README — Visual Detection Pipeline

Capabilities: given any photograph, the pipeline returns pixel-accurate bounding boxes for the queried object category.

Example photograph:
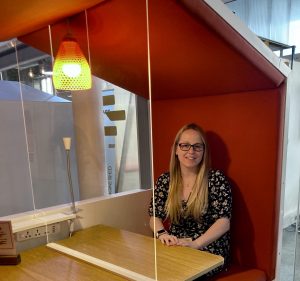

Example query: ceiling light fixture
[52,36,92,91]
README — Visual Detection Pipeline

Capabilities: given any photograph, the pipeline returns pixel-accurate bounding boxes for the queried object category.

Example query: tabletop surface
[0,225,224,281]
[53,225,224,280]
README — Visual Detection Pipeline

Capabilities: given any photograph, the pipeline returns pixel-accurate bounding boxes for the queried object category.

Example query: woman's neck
[181,169,197,200]
[181,168,197,186]
[182,176,197,190]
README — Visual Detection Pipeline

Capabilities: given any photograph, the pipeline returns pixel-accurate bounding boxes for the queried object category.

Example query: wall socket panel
[16,222,61,242]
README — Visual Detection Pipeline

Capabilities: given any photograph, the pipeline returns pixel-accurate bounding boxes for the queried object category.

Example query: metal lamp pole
[63,137,76,214]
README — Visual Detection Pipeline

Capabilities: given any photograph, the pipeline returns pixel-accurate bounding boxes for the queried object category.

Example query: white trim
[47,242,155,281]
[203,0,291,77]
[12,213,76,233]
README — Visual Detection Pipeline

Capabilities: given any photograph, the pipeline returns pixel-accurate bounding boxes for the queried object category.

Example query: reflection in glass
[0,40,36,216]
[102,82,140,194]
[0,40,147,216]
[1,0,155,279]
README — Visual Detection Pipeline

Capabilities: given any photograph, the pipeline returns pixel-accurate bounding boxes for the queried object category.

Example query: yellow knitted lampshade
[53,37,91,91]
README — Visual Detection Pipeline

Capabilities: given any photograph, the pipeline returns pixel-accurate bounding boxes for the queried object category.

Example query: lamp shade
[53,37,92,91]
[63,137,72,150]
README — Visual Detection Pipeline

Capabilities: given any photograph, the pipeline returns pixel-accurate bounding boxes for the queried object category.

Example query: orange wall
[151,88,284,279]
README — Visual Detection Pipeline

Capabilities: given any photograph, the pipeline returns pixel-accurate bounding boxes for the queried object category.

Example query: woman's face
[176,129,204,172]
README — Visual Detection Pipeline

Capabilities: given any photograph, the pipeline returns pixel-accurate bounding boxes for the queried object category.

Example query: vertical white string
[145,0,158,280]
[14,40,36,211]
[48,25,57,96]
[85,10,92,70]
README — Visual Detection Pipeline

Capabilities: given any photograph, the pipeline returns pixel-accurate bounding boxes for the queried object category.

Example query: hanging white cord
[145,1,158,280]
[85,10,92,71]
[14,40,36,211]
[48,25,57,96]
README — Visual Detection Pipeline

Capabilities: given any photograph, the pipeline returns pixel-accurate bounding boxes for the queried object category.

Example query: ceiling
[1,0,285,100]
[0,0,105,42]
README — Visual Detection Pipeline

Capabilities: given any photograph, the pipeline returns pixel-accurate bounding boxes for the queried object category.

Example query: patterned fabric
[148,169,232,276]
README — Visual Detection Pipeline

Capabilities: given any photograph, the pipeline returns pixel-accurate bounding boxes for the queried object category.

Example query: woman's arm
[195,217,230,249]
[149,216,165,233]
[149,216,178,246]
[177,217,230,249]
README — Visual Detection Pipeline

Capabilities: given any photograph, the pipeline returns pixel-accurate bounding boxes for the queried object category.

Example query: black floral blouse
[148,169,232,276]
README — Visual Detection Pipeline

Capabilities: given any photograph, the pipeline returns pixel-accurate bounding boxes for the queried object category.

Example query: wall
[283,61,300,227]
[151,88,284,280]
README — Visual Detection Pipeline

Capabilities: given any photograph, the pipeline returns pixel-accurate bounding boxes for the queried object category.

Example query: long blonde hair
[165,123,210,224]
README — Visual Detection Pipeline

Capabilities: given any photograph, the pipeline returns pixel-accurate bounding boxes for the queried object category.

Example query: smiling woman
[149,123,232,279]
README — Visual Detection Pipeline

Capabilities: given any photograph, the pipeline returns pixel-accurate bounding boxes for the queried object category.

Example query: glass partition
[0,14,151,216]
[0,0,156,280]
[0,40,36,216]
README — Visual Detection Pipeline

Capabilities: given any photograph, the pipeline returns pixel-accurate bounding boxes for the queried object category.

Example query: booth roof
[1,0,290,100]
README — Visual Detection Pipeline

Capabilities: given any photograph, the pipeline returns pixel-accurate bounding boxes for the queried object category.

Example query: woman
[148,123,232,277]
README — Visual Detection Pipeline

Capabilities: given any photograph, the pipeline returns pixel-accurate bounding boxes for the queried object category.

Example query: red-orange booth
[19,0,288,280]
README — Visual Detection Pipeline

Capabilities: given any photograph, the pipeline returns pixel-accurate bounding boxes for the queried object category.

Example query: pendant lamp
[53,36,92,91]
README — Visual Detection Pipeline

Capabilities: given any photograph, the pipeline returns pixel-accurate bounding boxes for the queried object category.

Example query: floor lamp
[63,137,77,214]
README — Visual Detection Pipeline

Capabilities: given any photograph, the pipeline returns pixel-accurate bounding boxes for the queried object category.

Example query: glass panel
[1,6,152,216]
[0,40,35,216]
[0,20,151,205]
[85,1,155,278]
[3,14,141,209]
[102,83,140,194]
[1,1,155,279]
[41,2,154,280]
[16,40,79,210]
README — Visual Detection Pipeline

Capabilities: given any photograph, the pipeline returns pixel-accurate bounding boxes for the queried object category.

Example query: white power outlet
[16,230,33,241]
[16,223,61,242]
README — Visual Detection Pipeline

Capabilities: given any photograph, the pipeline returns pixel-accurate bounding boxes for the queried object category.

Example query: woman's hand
[158,233,178,246]
[177,238,201,249]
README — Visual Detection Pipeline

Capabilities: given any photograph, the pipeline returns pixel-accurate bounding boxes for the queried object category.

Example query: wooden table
[0,244,128,281]
[0,225,223,281]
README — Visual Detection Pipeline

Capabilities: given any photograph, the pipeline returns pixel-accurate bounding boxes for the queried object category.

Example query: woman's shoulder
[155,172,170,190]
[156,172,170,182]
[208,169,227,179]
[208,169,231,187]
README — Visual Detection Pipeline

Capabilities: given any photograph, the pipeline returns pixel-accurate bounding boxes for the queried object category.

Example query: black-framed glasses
[178,143,205,152]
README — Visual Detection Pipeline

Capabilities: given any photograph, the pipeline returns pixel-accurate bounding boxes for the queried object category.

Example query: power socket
[16,230,33,241]
[16,223,61,242]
